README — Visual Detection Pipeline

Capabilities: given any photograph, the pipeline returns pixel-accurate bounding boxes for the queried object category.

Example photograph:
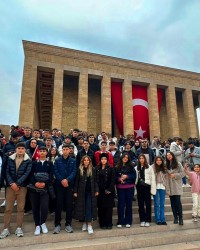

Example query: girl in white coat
[135,154,156,227]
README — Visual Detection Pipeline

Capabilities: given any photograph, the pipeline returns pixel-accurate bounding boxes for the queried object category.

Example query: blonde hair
[79,156,93,177]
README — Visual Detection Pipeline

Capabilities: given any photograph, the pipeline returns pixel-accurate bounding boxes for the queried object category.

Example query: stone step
[133,242,200,250]
[0,225,199,249]
[0,210,194,232]
[0,191,193,203]
[0,196,194,209]
[116,196,193,205]
[0,202,193,214]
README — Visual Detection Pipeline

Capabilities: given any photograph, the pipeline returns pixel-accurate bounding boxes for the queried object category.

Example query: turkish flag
[132,85,149,138]
[111,82,124,134]
[111,83,163,138]
[32,145,40,160]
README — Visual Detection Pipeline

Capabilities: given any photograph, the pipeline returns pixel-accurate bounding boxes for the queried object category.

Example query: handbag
[27,183,47,193]
[137,171,150,187]
[138,178,150,187]
[27,172,49,193]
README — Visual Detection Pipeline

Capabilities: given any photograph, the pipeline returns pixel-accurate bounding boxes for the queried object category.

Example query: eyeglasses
[31,142,37,144]
[141,141,147,143]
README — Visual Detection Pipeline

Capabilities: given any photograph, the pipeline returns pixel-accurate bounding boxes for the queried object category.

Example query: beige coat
[166,162,185,196]
[152,164,170,195]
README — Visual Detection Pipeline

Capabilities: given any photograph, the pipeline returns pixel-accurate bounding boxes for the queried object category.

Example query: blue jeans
[153,189,166,223]
[85,192,92,222]
[117,187,134,225]
[182,176,187,185]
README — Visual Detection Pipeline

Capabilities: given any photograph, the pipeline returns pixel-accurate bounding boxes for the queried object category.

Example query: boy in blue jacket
[53,145,76,234]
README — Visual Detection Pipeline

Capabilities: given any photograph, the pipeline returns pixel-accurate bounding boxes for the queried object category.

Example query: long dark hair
[116,152,132,170]
[49,147,59,161]
[137,154,149,171]
[166,151,179,170]
[98,155,110,169]
[154,156,166,173]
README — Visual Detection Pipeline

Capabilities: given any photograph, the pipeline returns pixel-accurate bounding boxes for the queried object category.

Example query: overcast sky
[1,0,200,129]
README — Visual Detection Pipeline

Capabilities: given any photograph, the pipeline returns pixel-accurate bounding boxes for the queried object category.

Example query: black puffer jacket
[5,153,32,187]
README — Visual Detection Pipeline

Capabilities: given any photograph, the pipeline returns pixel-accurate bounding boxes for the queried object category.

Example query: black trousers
[98,206,113,227]
[29,190,49,226]
[54,186,73,227]
[170,195,183,220]
[49,184,56,213]
[137,185,152,222]
[24,190,32,213]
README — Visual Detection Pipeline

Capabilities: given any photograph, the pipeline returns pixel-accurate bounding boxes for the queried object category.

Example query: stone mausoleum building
[19,40,200,140]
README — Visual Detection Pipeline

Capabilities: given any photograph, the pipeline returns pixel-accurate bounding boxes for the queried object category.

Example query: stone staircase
[0,187,199,250]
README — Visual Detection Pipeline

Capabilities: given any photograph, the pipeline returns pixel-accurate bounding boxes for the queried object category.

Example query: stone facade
[18,40,200,140]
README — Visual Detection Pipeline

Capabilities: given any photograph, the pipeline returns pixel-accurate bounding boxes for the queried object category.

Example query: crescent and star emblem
[132,98,148,138]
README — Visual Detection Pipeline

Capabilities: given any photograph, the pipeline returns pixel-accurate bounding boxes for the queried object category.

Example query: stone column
[183,89,198,138]
[147,84,161,140]
[101,75,112,134]
[78,73,88,131]
[18,59,37,128]
[52,67,64,129]
[123,79,133,136]
[165,86,180,137]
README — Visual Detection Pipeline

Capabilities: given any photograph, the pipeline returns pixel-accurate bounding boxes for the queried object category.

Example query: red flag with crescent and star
[111,83,163,138]
[32,145,40,160]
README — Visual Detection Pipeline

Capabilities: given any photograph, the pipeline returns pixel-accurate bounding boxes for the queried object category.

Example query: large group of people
[0,126,199,239]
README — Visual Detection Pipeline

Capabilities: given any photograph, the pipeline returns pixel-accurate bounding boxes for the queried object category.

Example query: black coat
[73,168,99,221]
[29,160,54,187]
[109,150,121,166]
[96,165,115,208]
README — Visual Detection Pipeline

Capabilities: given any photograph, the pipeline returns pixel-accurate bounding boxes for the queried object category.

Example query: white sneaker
[185,183,191,187]
[0,228,10,239]
[140,222,145,227]
[41,223,48,234]
[82,223,87,231]
[117,224,122,228]
[87,225,93,234]
[15,227,24,237]
[145,222,150,227]
[192,216,198,222]
[14,200,17,206]
[0,200,6,207]
[125,224,131,228]
[34,226,41,236]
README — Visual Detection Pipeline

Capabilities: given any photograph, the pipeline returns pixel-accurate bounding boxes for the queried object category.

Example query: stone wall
[88,79,101,134]
[19,41,200,139]
[61,75,78,134]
